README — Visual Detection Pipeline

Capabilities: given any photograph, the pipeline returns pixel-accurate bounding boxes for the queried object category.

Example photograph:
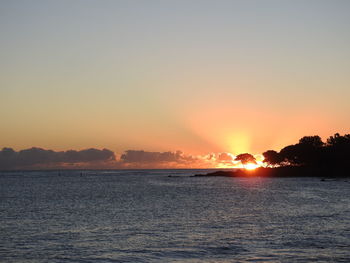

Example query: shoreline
[194,166,350,178]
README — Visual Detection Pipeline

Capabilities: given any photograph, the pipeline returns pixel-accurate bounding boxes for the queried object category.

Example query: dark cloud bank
[0,147,116,170]
[121,150,195,164]
[0,147,233,170]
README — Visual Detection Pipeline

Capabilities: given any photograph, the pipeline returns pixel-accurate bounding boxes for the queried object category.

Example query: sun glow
[245,162,260,170]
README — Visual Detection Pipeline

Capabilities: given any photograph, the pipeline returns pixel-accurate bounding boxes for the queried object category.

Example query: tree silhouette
[235,153,256,168]
[325,133,350,166]
[278,135,325,166]
[327,133,350,147]
[279,144,299,166]
[299,136,324,147]
[262,150,283,167]
[201,133,350,178]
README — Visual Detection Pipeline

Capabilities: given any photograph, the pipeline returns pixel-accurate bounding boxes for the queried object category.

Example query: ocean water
[0,170,349,262]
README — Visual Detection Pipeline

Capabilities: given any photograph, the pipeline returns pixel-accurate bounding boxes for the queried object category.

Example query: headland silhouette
[196,133,350,178]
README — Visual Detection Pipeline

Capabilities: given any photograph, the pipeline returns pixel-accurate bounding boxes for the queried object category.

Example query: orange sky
[1,1,349,169]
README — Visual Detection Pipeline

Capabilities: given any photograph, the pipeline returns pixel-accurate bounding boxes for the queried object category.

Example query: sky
[1,0,349,168]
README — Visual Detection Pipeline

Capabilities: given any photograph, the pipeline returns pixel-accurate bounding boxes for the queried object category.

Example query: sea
[0,169,349,262]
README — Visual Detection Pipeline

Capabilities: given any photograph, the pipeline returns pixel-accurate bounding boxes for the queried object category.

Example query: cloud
[217,152,234,162]
[119,150,238,168]
[0,147,115,169]
[121,150,186,163]
[0,147,263,170]
[119,150,199,168]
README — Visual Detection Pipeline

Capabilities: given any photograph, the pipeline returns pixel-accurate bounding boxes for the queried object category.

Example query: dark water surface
[1,170,349,262]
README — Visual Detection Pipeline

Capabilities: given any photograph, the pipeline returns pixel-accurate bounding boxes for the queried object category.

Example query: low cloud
[217,152,234,162]
[0,147,115,169]
[120,150,199,168]
[0,147,262,170]
[119,150,238,168]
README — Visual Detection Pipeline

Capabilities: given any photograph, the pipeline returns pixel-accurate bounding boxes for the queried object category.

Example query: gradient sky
[1,0,350,158]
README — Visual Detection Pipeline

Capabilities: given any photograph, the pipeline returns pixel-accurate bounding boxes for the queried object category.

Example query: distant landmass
[196,133,350,178]
[195,166,349,178]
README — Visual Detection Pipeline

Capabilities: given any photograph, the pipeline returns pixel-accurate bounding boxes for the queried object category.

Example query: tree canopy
[261,133,350,168]
[262,150,283,167]
[235,153,256,167]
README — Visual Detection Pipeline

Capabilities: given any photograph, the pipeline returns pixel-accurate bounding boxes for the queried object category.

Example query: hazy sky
[1,0,350,157]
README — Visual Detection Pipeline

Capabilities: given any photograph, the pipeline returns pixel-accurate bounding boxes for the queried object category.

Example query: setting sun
[245,163,259,170]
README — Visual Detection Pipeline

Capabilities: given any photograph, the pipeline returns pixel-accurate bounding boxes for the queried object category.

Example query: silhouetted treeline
[196,133,350,178]
[262,133,350,169]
